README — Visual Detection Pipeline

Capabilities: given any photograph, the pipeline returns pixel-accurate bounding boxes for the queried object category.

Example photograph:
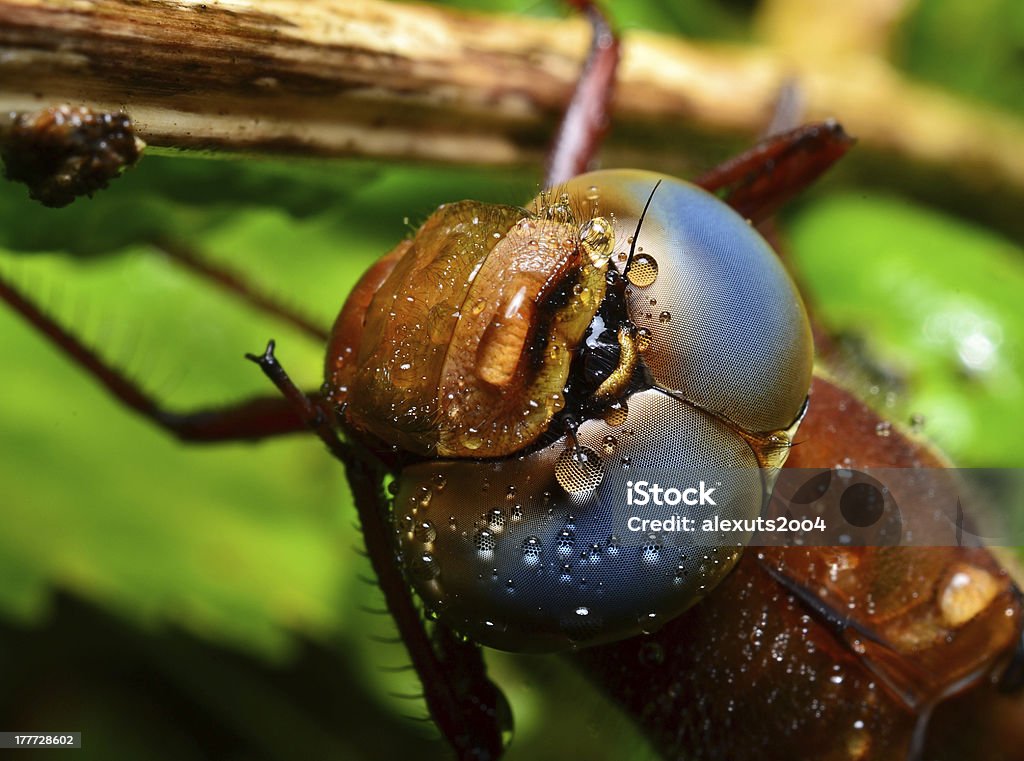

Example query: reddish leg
[155,238,329,342]
[544,0,621,188]
[0,272,308,442]
[695,120,855,223]
[246,342,507,761]
[4,260,509,756]
[541,6,851,219]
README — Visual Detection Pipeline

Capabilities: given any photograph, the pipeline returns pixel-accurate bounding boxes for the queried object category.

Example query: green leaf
[788,193,1024,467]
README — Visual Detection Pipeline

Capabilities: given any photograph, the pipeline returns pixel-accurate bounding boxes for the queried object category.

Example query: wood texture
[2,0,1024,200]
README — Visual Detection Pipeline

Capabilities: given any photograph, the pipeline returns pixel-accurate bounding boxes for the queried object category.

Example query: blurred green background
[0,0,1022,759]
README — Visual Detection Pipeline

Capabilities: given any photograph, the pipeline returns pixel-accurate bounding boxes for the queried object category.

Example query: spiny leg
[0,271,309,442]
[246,341,507,761]
[154,237,329,342]
[544,0,621,188]
[302,2,615,753]
[695,120,855,223]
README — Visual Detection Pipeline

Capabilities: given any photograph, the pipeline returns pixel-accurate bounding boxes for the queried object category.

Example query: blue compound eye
[391,170,814,652]
[395,389,767,652]
[596,169,813,435]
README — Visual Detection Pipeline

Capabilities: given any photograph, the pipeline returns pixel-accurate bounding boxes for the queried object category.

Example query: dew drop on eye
[554,446,604,493]
[626,253,659,287]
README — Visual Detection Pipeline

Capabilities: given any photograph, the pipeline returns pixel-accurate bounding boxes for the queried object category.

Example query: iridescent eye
[395,389,767,651]
[375,169,814,652]
[589,170,813,436]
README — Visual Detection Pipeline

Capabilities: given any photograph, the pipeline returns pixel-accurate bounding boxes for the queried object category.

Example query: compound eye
[390,170,814,653]
[394,389,764,653]
[567,170,814,434]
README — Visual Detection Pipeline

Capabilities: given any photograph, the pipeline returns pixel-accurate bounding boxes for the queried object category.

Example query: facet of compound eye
[394,388,765,653]
[553,170,814,435]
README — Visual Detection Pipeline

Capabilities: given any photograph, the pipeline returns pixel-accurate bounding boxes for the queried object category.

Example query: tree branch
[2,0,1024,231]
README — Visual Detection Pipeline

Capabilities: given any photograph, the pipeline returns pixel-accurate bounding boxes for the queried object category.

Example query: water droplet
[606,534,621,554]
[642,537,662,563]
[470,298,487,316]
[433,474,447,492]
[547,195,573,223]
[638,611,660,634]
[556,528,576,555]
[427,301,459,344]
[658,311,671,323]
[521,535,542,562]
[391,356,419,388]
[413,520,437,543]
[626,253,659,287]
[400,512,415,534]
[488,508,505,530]
[603,400,628,426]
[575,606,590,616]
[474,528,496,553]
[601,435,618,455]
[635,328,652,353]
[461,428,484,451]
[554,446,604,493]
[909,414,926,433]
[875,421,892,437]
[410,551,440,581]
[505,485,516,501]
[579,216,615,267]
